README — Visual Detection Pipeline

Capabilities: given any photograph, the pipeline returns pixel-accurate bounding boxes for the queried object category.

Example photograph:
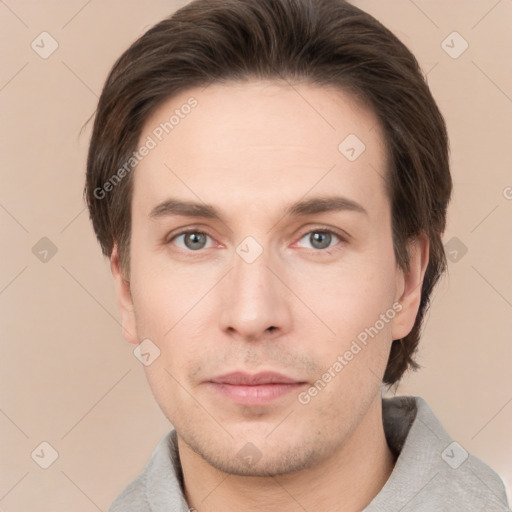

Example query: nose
[218,244,292,342]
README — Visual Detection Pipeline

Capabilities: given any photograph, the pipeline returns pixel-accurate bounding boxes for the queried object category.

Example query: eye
[296,229,342,251]
[170,230,215,251]
[167,228,344,253]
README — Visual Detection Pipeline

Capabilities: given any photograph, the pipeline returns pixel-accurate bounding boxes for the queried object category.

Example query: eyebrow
[149,195,368,222]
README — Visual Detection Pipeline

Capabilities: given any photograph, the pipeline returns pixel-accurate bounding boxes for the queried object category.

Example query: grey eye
[298,231,338,250]
[173,232,211,251]
[309,232,332,249]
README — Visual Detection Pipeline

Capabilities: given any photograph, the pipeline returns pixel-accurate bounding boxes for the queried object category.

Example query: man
[84,0,510,510]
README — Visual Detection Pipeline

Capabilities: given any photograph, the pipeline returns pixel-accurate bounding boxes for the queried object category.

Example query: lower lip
[207,382,305,406]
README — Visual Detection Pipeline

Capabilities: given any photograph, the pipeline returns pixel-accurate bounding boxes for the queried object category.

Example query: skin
[110,80,429,512]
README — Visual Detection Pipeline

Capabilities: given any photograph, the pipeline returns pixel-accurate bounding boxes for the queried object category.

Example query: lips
[210,371,302,386]
[207,371,307,406]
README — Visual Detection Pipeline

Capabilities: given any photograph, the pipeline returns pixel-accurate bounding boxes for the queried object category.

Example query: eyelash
[166,227,346,254]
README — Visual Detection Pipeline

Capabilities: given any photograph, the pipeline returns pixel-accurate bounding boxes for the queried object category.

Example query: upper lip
[209,371,303,385]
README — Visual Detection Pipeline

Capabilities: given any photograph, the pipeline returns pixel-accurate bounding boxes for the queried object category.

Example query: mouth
[206,371,307,406]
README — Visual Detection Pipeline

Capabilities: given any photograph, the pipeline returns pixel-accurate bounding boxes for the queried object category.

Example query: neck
[179,394,395,512]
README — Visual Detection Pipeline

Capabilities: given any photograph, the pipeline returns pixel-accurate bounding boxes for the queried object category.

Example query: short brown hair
[84,0,452,385]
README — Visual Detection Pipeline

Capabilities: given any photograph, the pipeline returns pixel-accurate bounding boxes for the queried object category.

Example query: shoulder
[368,395,510,511]
[411,396,509,510]
[108,430,184,512]
[108,472,149,512]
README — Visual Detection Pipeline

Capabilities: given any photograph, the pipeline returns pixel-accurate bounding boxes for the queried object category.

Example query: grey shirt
[108,395,510,511]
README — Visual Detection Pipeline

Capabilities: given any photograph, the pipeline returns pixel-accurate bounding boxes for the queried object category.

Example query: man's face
[117,81,414,475]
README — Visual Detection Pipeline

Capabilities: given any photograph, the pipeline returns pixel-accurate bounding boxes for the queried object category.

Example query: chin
[182,427,331,477]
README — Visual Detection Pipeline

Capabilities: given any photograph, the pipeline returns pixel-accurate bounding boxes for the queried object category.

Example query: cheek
[291,250,396,338]
[130,261,213,368]
[293,265,396,410]
[129,240,204,336]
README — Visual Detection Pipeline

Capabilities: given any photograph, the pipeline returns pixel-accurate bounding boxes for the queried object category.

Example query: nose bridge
[219,236,289,337]
[231,238,276,307]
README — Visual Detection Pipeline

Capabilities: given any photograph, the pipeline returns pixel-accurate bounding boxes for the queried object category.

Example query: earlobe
[391,233,430,341]
[110,244,139,345]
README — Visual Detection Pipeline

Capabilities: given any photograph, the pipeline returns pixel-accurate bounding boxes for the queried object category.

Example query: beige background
[1,0,511,510]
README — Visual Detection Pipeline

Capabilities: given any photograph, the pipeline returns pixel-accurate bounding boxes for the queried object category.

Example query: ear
[110,244,139,345]
[391,232,430,341]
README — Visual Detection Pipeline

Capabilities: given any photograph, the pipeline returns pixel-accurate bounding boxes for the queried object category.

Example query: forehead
[132,80,389,218]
